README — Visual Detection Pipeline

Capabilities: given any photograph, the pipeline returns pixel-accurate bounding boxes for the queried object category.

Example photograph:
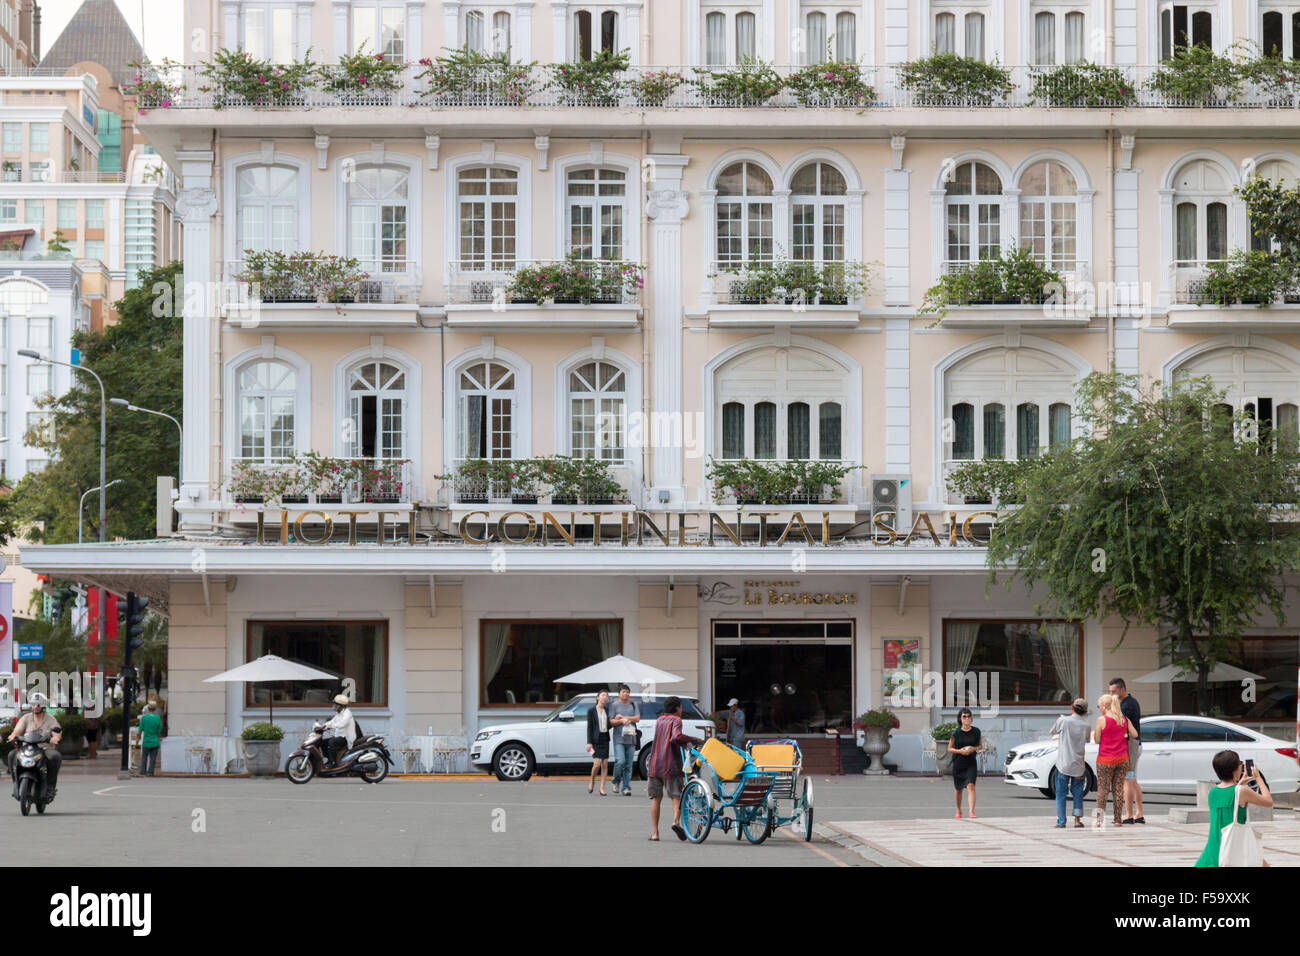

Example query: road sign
[16,644,42,660]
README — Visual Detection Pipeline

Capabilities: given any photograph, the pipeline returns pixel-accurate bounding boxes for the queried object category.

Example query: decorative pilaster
[333,1,350,57]
[645,155,691,506]
[175,151,219,528]
[883,170,910,306]
[1157,186,1175,310]
[551,1,568,61]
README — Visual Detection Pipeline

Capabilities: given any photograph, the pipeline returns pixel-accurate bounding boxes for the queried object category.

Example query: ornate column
[645,155,690,506]
[175,151,219,529]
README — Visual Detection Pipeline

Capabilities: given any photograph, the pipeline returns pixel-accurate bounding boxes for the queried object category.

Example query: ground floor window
[943,618,1082,705]
[481,619,622,707]
[1170,636,1298,722]
[246,620,387,706]
[712,620,853,734]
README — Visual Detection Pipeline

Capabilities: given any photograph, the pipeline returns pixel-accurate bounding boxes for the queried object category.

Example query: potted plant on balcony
[1199,249,1289,306]
[227,460,269,504]
[898,53,1013,106]
[502,458,541,504]
[785,56,875,106]
[123,57,182,113]
[299,451,346,503]
[416,47,537,106]
[795,460,858,504]
[240,722,284,776]
[200,47,318,109]
[1028,62,1135,108]
[632,68,686,106]
[920,248,1062,320]
[579,458,622,504]
[931,722,958,775]
[694,57,784,105]
[1239,48,1300,107]
[853,708,900,771]
[1146,44,1242,106]
[541,455,584,505]
[547,48,630,105]
[317,44,406,103]
[355,458,407,503]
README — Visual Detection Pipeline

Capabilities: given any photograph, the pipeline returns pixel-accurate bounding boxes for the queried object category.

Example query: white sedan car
[471,693,716,781]
[1004,714,1300,797]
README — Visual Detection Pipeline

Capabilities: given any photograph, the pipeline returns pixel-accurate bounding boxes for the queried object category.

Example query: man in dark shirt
[647,696,703,842]
[1110,677,1144,824]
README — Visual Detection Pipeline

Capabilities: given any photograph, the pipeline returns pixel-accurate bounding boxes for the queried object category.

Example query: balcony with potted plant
[920,248,1084,327]
[224,250,419,329]
[1167,249,1300,329]
[704,457,861,522]
[445,254,644,329]
[438,455,632,521]
[702,257,872,327]
[224,454,418,524]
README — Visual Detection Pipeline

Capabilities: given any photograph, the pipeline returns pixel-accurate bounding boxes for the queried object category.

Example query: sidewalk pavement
[822,815,1300,866]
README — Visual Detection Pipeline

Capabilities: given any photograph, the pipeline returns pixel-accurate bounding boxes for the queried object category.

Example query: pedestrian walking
[586,689,612,795]
[1109,677,1146,824]
[607,684,640,796]
[725,698,746,747]
[85,710,100,760]
[1050,698,1091,828]
[1195,750,1273,867]
[1092,693,1136,827]
[137,703,163,777]
[646,696,704,842]
[948,706,982,818]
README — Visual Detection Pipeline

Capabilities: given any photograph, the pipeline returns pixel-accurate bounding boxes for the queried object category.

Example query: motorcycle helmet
[27,692,49,709]
[333,693,350,707]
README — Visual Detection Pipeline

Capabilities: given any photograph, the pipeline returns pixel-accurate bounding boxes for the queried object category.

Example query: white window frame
[224,151,310,264]
[345,163,411,275]
[445,346,532,466]
[223,345,312,476]
[348,2,408,60]
[233,2,301,62]
[566,358,628,461]
[569,6,624,60]
[333,344,422,472]
[943,160,1004,266]
[713,159,776,267]
[1025,3,1091,64]
[1152,1,1224,60]
[693,0,773,65]
[794,3,866,63]
[450,1,528,58]
[235,358,300,463]
[555,345,642,486]
[554,151,641,263]
[334,150,421,280]
[1257,1,1300,58]
[1171,159,1233,266]
[1169,342,1300,442]
[1248,157,1300,252]
[444,150,532,284]
[929,2,989,59]
[1016,159,1079,272]
[790,160,849,262]
[919,0,1003,61]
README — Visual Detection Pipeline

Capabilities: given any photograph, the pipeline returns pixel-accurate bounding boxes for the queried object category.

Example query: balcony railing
[223,259,420,306]
[0,168,127,184]
[448,259,642,306]
[226,456,417,505]
[440,457,633,506]
[709,259,867,308]
[133,62,1300,111]
[707,459,859,506]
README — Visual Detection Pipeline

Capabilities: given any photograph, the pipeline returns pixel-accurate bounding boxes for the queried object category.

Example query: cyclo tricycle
[679,737,814,844]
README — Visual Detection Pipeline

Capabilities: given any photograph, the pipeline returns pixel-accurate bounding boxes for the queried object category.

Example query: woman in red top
[1092,693,1138,827]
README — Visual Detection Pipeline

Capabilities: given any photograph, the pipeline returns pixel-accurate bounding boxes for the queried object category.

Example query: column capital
[646,188,690,222]
[176,186,218,221]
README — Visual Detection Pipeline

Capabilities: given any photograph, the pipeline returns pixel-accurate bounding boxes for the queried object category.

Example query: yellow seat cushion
[700,737,747,782]
[749,744,796,769]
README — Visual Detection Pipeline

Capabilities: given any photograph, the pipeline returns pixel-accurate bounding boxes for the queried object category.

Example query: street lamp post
[19,349,108,650]
[79,479,122,544]
[109,398,181,487]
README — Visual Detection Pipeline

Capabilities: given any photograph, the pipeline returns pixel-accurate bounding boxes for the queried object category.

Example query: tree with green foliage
[4,262,182,544]
[981,371,1300,715]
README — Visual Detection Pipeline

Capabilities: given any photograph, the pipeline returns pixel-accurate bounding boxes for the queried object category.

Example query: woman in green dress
[1194,750,1273,867]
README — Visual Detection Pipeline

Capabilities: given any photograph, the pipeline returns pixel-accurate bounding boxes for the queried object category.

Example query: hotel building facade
[21,0,1300,770]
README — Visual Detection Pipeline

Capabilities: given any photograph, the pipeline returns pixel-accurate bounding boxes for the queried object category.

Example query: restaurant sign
[254,509,998,547]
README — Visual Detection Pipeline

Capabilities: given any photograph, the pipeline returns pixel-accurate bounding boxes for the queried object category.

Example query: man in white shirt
[322,693,356,767]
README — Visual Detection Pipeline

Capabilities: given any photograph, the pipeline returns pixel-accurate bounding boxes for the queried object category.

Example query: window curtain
[1017,403,1040,459]
[788,402,810,459]
[983,403,1006,458]
[482,623,511,691]
[1042,622,1080,698]
[946,622,980,675]
[1035,11,1055,65]
[934,12,955,54]
[1207,203,1227,260]
[1064,11,1084,62]
[706,12,726,64]
[965,12,985,60]
[1175,203,1197,261]
[466,394,485,457]
[736,12,757,60]
[597,622,620,660]
[754,402,776,458]
[722,402,745,458]
[1049,402,1071,449]
[806,12,827,63]
[819,402,842,459]
[836,12,856,60]
[465,10,484,52]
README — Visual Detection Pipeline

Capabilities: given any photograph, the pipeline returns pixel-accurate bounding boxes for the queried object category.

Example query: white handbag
[1217,784,1264,868]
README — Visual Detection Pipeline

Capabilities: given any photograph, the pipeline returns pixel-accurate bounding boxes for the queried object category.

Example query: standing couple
[586,685,641,796]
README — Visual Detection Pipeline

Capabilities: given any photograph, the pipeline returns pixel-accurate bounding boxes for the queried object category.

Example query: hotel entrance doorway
[712,620,853,735]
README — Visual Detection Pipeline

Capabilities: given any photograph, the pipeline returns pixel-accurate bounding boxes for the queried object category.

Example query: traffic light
[125,592,150,649]
[48,582,75,623]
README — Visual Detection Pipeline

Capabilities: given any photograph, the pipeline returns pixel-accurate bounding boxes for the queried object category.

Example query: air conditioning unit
[870,474,913,536]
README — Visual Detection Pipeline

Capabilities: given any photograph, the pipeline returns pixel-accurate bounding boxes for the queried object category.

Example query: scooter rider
[321,693,356,767]
[6,693,63,797]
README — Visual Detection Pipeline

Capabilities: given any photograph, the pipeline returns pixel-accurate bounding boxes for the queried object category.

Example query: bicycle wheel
[740,804,774,844]
[681,780,713,843]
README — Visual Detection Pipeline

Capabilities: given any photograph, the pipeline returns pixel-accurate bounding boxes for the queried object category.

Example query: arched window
[458,166,519,270]
[790,161,847,262]
[806,12,828,62]
[238,360,298,462]
[459,361,516,459]
[1172,160,1230,266]
[568,360,626,461]
[945,347,1077,471]
[574,8,618,60]
[351,3,407,60]
[236,164,298,253]
[945,160,1002,267]
[1161,2,1214,59]
[702,4,759,64]
[566,167,627,260]
[716,347,847,460]
[346,360,407,459]
[0,278,47,315]
[715,161,774,266]
[1174,346,1300,446]
[1249,159,1300,252]
[934,7,985,59]
[465,9,485,51]
[347,164,409,274]
[1262,5,1300,59]
[836,11,857,59]
[1018,160,1078,271]
[1032,8,1086,65]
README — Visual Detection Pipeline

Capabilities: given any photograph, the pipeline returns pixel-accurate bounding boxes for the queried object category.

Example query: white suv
[471,693,716,781]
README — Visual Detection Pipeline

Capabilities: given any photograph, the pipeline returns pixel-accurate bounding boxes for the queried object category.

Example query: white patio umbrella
[203,654,340,727]
[554,654,684,688]
[1133,662,1264,684]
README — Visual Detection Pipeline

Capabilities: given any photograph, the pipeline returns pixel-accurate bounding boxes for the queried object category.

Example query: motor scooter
[285,721,392,784]
[10,732,56,815]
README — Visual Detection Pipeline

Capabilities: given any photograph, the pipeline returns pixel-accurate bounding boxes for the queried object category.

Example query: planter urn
[861,725,892,770]
[242,739,283,776]
[933,740,954,776]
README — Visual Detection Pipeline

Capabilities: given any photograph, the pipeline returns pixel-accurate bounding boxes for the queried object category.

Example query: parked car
[471,693,715,781]
[1004,714,1300,798]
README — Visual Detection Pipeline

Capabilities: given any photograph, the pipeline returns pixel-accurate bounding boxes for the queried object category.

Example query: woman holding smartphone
[948,707,982,818]
[1195,750,1273,867]
[586,689,612,795]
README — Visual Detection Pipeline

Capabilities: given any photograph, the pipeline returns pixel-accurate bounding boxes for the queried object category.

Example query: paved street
[11,759,1280,867]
